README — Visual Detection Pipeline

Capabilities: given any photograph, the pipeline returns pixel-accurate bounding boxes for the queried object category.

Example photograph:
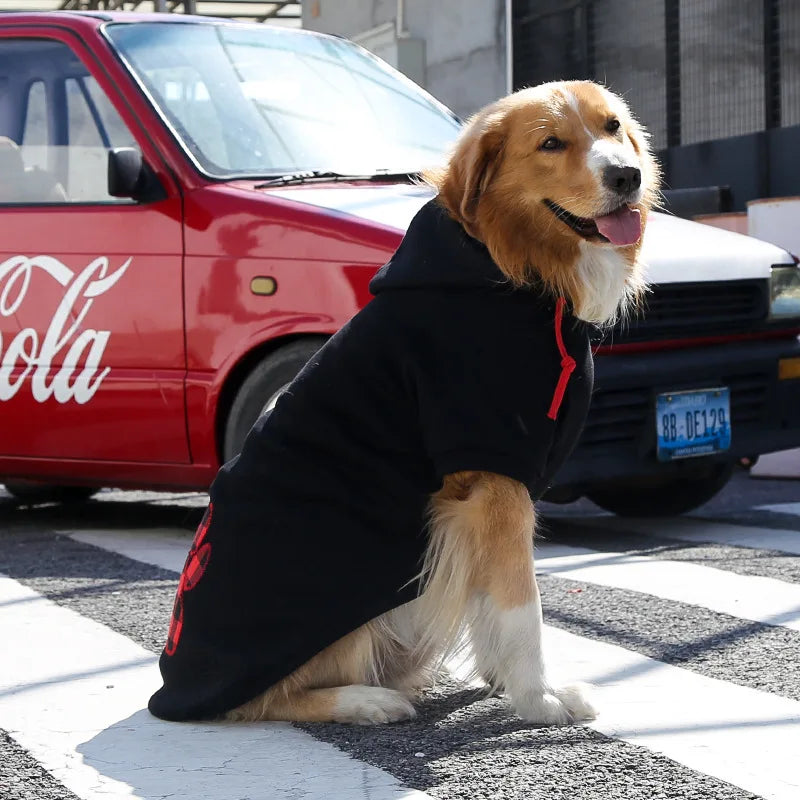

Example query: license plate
[656,388,731,462]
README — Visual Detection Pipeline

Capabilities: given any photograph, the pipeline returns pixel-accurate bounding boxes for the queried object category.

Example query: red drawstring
[547,297,576,420]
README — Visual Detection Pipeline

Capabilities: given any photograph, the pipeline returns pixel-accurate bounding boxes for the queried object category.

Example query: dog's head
[428,80,659,325]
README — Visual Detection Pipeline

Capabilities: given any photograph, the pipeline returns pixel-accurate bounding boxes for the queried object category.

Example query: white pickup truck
[273,182,800,516]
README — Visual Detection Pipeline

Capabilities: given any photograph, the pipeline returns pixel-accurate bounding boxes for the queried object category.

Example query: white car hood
[268,184,794,283]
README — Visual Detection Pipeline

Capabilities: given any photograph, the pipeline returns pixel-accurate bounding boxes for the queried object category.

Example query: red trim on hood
[594,327,800,355]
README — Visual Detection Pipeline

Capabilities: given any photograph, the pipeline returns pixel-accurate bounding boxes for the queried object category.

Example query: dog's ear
[440,109,506,230]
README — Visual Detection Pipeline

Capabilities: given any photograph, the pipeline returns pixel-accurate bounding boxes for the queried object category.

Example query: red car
[1,11,799,516]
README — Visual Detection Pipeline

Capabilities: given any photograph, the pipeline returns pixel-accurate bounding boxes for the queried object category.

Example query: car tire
[586,462,734,517]
[222,338,326,463]
[3,481,99,504]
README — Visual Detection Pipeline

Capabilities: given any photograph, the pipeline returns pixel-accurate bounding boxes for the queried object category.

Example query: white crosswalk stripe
[547,627,800,800]
[67,528,193,572]
[2,501,800,800]
[0,576,433,800]
[756,502,800,516]
[575,514,800,554]
[535,543,800,631]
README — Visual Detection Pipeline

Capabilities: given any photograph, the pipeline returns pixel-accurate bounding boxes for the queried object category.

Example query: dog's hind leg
[225,614,418,725]
[229,684,416,724]
[428,471,595,725]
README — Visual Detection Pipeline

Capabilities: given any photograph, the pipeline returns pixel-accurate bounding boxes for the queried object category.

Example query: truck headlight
[769,265,800,319]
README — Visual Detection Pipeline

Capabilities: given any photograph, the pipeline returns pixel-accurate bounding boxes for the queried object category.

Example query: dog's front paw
[511,683,596,725]
[333,685,417,725]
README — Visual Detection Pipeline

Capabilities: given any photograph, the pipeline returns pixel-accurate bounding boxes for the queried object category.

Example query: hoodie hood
[369,199,507,294]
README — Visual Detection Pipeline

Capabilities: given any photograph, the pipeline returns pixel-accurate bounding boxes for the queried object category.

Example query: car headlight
[769,265,800,319]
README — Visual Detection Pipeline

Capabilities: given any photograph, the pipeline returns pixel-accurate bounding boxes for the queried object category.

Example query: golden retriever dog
[151,80,657,727]
[219,80,658,726]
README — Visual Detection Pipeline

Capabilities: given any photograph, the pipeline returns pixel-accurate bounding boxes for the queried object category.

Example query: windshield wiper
[254,169,418,188]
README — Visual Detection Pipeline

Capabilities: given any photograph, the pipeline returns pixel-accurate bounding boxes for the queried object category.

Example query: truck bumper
[552,336,800,492]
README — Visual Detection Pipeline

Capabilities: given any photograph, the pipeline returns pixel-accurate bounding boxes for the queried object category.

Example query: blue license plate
[656,388,731,462]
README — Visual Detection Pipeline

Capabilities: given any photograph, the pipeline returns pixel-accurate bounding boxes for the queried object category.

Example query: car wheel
[586,462,734,517]
[3,481,99,504]
[223,338,326,463]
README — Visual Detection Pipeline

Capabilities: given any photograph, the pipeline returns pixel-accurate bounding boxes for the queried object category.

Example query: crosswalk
[1,491,799,800]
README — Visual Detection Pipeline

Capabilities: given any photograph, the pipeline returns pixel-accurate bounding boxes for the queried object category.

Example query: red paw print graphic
[165,504,213,656]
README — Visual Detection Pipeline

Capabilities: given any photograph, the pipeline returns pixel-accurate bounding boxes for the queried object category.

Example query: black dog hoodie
[148,198,594,721]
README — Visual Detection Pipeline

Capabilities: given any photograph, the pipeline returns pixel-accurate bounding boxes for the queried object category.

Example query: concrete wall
[302,0,508,119]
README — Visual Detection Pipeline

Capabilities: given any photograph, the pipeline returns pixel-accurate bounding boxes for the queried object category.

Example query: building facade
[302,0,510,120]
[303,0,800,211]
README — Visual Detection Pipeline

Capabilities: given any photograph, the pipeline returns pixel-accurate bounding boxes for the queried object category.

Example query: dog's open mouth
[544,200,642,246]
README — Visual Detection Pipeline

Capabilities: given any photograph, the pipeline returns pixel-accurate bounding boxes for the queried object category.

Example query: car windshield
[106,22,462,179]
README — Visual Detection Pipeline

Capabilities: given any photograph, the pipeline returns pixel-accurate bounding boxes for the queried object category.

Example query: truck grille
[608,279,769,343]
[580,371,770,448]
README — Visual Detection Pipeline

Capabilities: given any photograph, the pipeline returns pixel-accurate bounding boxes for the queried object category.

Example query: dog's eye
[605,118,621,133]
[540,136,565,151]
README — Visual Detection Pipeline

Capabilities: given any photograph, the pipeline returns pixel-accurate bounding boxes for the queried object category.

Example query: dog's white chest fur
[574,242,637,324]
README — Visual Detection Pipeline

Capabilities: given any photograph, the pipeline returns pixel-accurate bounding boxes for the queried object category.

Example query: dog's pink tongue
[594,206,642,245]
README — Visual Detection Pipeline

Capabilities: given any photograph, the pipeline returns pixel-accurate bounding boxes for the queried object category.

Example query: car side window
[0,38,139,205]
[20,80,48,170]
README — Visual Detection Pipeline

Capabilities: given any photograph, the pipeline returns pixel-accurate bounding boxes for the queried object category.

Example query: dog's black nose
[604,166,641,196]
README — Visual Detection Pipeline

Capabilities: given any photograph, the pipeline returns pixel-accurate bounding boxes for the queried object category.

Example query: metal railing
[51,1,300,22]
[512,0,800,150]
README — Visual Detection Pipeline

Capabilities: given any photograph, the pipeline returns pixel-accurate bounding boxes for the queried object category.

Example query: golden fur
[429,80,659,323]
[226,80,658,726]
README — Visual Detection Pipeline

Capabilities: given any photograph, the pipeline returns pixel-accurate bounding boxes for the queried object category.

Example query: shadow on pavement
[0,491,206,532]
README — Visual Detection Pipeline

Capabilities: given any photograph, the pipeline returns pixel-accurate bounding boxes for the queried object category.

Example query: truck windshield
[106,22,461,179]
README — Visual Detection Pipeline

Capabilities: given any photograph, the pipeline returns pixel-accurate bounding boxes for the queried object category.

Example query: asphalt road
[1,471,799,800]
